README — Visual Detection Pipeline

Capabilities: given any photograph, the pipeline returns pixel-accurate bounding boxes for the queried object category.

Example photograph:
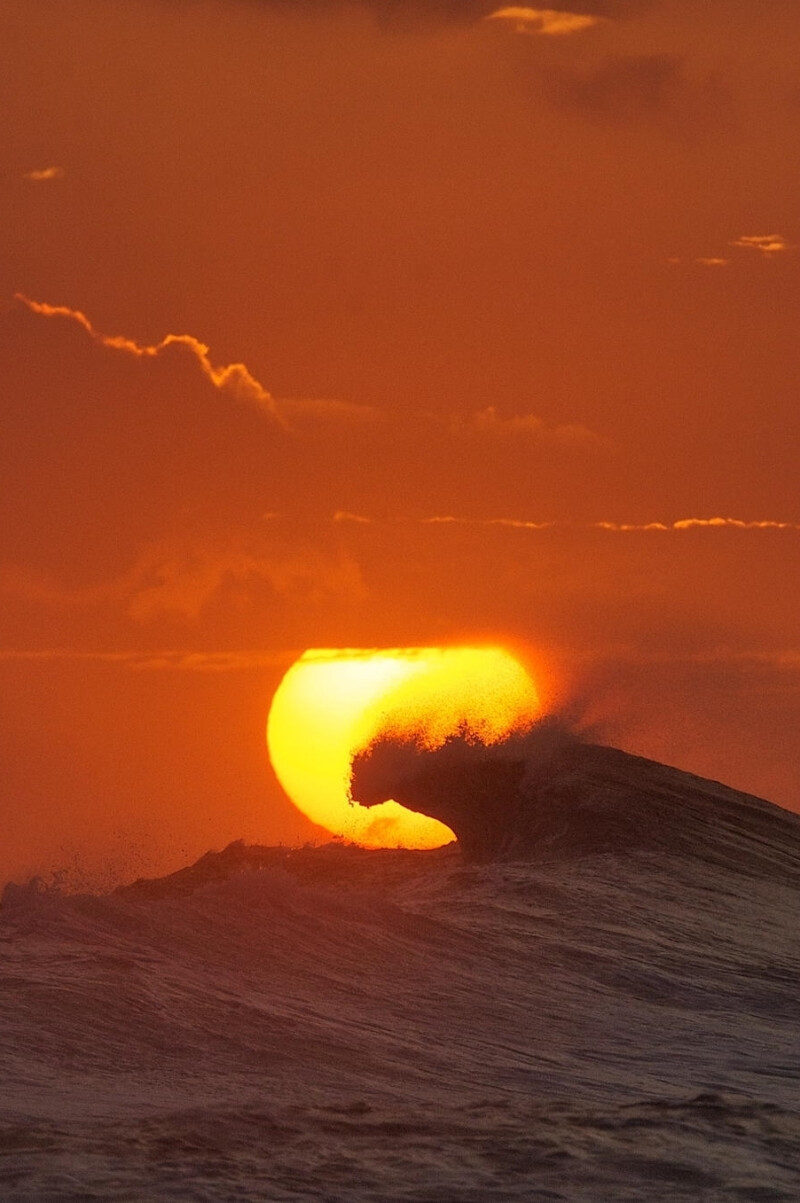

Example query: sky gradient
[2,0,799,885]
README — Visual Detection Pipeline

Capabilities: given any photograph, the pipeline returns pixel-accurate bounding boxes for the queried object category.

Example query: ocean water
[1,745,799,1201]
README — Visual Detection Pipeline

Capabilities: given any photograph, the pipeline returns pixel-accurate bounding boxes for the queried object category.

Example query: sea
[1,743,799,1201]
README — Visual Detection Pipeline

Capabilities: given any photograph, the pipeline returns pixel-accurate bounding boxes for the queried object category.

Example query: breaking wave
[351,722,800,872]
[2,741,800,1200]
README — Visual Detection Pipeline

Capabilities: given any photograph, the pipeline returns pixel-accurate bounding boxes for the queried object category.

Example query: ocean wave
[2,745,799,1199]
[351,726,800,875]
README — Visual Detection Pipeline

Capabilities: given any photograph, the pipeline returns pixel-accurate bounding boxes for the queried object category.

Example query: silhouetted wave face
[350,725,800,873]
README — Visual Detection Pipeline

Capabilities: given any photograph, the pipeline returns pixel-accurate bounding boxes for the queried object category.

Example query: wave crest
[350,723,800,870]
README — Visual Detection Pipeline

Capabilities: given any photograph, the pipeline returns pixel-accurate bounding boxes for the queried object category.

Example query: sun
[266,646,543,848]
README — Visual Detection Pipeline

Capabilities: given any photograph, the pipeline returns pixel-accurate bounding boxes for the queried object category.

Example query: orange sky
[2,0,799,885]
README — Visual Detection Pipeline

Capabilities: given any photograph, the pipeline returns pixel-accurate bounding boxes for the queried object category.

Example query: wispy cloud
[279,397,380,425]
[15,295,386,430]
[333,511,373,525]
[0,648,289,671]
[597,517,800,532]
[127,650,291,672]
[449,405,610,449]
[486,7,605,35]
[420,514,557,529]
[22,166,64,182]
[335,513,800,534]
[16,294,279,418]
[670,235,795,267]
[730,234,794,256]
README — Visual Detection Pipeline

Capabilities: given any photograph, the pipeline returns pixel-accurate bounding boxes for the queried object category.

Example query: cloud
[333,511,374,524]
[13,508,788,629]
[730,234,794,256]
[448,405,610,448]
[486,7,605,35]
[22,166,64,182]
[16,295,279,419]
[279,397,380,425]
[333,513,800,534]
[127,650,292,671]
[552,53,682,120]
[0,296,306,589]
[0,648,289,671]
[0,649,147,665]
[419,514,557,529]
[597,517,800,532]
[13,297,395,434]
[0,537,367,622]
[671,238,794,268]
[125,543,367,623]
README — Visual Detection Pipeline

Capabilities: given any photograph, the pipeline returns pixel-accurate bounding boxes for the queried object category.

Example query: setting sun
[266,646,543,848]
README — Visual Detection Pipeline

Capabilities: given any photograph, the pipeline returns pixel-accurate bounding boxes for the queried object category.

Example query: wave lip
[350,724,800,871]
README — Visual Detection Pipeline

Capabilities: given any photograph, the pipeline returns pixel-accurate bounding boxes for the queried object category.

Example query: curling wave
[350,724,800,874]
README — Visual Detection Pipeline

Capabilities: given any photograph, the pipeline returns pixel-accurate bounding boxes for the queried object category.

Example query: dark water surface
[2,748,799,1200]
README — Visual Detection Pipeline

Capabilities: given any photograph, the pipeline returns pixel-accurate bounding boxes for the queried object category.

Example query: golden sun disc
[266,646,542,849]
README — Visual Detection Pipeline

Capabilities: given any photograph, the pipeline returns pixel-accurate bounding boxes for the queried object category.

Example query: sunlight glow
[267,646,542,848]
